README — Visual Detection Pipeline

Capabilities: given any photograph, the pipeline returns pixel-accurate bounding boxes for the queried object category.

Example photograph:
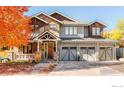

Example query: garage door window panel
[61,47,69,61]
[70,47,77,61]
[80,47,88,61]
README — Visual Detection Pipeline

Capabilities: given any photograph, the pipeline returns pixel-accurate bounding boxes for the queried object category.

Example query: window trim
[73,27,78,35]
[92,27,100,36]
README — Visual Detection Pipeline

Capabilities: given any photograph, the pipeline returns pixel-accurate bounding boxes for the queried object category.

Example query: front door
[41,42,55,59]
[48,42,54,59]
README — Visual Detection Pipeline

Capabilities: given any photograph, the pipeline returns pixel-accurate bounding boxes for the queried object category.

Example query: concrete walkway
[50,62,124,76]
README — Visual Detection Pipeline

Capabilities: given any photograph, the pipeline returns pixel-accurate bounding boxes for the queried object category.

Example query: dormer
[88,20,106,38]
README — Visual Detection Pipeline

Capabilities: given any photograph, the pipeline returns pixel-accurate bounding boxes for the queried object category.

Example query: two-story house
[15,11,117,62]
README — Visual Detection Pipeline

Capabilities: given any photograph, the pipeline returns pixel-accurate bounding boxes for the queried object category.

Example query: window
[92,27,100,35]
[92,27,96,35]
[49,23,57,29]
[96,28,100,35]
[65,27,69,35]
[70,27,73,35]
[49,24,56,28]
[84,28,88,37]
[64,26,83,35]
[74,27,77,35]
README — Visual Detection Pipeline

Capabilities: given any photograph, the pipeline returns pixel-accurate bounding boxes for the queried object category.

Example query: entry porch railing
[8,51,59,61]
[15,53,35,61]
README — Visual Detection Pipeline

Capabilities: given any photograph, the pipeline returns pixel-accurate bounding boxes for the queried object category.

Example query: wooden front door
[48,42,54,59]
[41,42,55,59]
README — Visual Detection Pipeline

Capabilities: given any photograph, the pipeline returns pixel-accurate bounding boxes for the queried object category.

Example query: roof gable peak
[31,11,62,24]
[50,11,78,22]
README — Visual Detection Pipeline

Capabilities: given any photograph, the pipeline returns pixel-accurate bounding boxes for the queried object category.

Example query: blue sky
[25,6,124,30]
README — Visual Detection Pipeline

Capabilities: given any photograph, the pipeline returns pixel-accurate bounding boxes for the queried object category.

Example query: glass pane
[92,27,96,35]
[74,27,77,35]
[65,27,69,35]
[96,28,100,35]
[70,27,73,35]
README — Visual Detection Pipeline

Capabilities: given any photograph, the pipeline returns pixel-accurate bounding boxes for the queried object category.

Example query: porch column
[37,40,40,52]
[55,40,59,62]
[56,40,58,52]
[95,42,100,61]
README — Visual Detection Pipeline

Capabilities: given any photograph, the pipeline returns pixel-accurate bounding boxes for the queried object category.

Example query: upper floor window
[74,27,78,35]
[49,23,57,30]
[70,27,73,35]
[64,26,78,35]
[65,27,69,35]
[92,27,100,35]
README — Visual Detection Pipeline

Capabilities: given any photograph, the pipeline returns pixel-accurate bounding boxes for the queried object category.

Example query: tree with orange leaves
[0,6,31,48]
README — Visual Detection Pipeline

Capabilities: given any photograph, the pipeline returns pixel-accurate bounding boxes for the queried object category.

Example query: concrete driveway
[50,61,124,76]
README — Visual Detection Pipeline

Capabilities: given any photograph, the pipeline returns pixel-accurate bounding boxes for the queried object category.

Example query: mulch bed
[0,62,36,75]
[0,62,57,75]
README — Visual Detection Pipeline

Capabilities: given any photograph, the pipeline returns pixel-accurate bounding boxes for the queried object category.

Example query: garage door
[80,47,95,61]
[61,47,77,61]
[99,47,113,61]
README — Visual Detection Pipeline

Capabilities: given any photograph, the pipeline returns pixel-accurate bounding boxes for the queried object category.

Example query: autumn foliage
[101,29,123,40]
[0,6,31,48]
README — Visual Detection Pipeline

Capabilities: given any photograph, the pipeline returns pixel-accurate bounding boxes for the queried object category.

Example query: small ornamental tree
[0,6,31,48]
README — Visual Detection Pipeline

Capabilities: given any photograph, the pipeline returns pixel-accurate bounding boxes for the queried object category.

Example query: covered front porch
[15,31,59,62]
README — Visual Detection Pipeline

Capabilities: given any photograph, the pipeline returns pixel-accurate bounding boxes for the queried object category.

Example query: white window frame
[92,27,96,35]
[49,23,57,29]
[65,27,69,35]
[70,27,73,35]
[74,27,77,35]
[96,27,100,35]
[92,27,100,35]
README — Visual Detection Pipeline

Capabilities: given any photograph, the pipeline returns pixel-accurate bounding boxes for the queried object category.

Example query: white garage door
[80,47,95,61]
[61,47,77,61]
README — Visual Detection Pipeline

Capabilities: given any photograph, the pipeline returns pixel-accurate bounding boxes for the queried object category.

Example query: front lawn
[0,62,57,75]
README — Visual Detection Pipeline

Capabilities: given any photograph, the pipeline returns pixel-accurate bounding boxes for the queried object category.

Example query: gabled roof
[88,20,107,26]
[34,30,59,40]
[31,11,63,24]
[50,11,78,22]
[31,16,49,24]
